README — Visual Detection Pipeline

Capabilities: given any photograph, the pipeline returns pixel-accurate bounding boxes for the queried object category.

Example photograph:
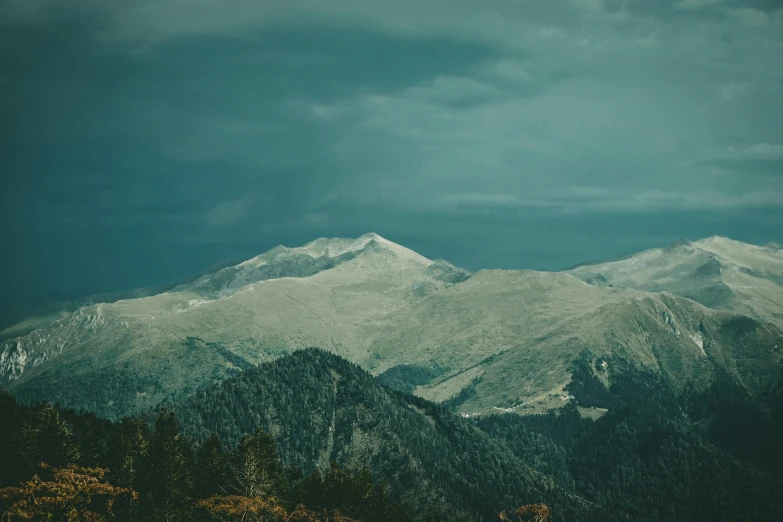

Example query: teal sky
[1,0,782,323]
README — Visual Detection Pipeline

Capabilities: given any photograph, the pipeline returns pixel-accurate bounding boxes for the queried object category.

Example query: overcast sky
[1,0,782,322]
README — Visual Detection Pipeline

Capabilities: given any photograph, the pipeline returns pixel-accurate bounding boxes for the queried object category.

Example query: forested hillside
[0,389,411,522]
[171,349,600,522]
[2,349,783,521]
[477,354,783,521]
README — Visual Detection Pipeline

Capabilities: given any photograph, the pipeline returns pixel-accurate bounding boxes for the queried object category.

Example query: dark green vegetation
[173,349,595,521]
[376,363,444,393]
[8,337,259,420]
[0,389,409,522]
[480,353,783,521]
[3,348,783,521]
[10,367,162,420]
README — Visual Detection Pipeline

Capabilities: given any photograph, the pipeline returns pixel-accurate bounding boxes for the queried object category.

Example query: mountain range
[2,233,782,419]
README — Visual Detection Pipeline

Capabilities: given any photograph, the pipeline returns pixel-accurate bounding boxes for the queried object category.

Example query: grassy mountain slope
[568,236,783,328]
[2,234,782,418]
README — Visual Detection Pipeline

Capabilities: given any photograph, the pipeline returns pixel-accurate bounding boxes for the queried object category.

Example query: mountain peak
[692,235,781,261]
[174,233,434,298]
[292,232,431,265]
[695,235,743,247]
[4,230,783,425]
[691,236,781,254]
[568,234,783,327]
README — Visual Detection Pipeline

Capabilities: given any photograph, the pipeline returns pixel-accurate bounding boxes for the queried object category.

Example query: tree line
[4,347,783,521]
[0,388,409,521]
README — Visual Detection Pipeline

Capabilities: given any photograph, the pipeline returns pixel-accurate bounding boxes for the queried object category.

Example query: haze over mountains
[2,233,782,418]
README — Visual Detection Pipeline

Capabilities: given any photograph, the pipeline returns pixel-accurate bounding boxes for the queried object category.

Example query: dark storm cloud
[691,143,783,182]
[0,4,503,324]
[0,7,499,219]
[1,0,782,327]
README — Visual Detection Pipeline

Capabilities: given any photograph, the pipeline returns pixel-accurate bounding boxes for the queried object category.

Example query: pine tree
[115,416,152,492]
[233,427,285,501]
[147,410,194,521]
[195,432,234,498]
[0,389,26,487]
[33,402,80,469]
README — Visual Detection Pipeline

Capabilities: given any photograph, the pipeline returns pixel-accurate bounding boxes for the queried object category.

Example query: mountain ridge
[567,234,783,328]
[2,233,782,419]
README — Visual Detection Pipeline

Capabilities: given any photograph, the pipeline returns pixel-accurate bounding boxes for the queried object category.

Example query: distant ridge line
[562,238,689,271]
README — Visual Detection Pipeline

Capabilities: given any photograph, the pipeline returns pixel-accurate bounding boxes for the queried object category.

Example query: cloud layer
[0,0,782,323]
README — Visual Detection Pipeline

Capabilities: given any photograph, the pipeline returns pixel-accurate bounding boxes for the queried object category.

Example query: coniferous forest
[0,388,409,522]
[2,348,783,521]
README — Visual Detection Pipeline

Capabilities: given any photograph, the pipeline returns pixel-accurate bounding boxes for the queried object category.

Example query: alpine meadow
[2,0,783,521]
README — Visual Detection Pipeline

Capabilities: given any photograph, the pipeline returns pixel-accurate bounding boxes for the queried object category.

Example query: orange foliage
[499,503,551,522]
[197,495,359,522]
[0,463,137,522]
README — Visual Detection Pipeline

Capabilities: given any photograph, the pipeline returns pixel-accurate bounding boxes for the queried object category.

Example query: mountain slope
[568,236,783,328]
[367,269,783,414]
[2,234,782,418]
[0,234,466,415]
[171,348,607,522]
[172,233,438,299]
[172,349,783,522]
[4,349,783,522]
